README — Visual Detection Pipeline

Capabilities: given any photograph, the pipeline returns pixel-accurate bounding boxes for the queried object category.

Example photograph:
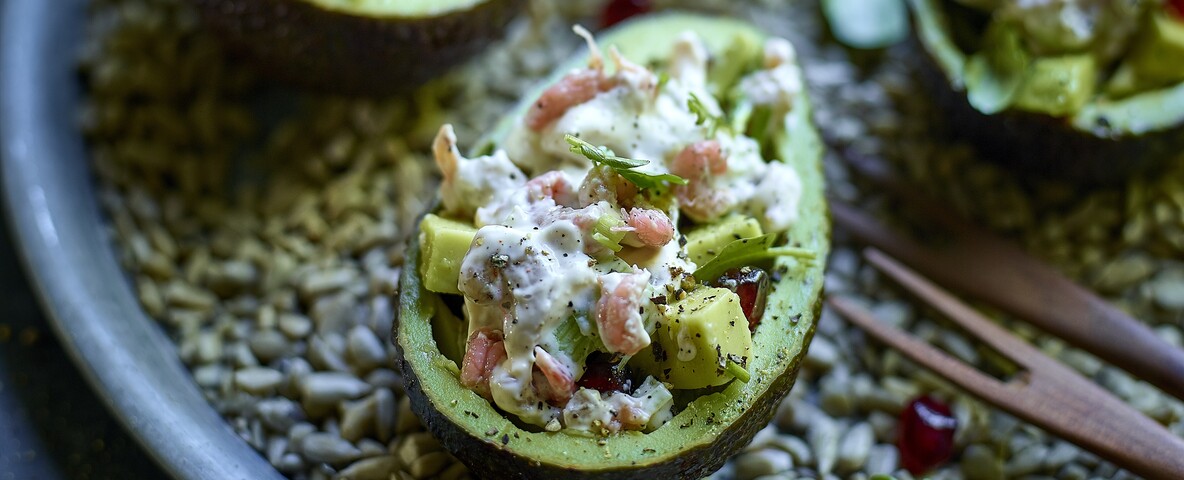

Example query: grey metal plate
[0,0,284,478]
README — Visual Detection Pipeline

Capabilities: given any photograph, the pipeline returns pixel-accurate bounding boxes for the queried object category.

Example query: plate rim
[0,1,286,478]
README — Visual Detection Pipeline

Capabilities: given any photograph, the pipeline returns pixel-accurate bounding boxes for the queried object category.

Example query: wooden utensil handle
[832,201,1184,402]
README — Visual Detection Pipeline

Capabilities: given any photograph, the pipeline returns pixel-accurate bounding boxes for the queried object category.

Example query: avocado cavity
[395,13,828,479]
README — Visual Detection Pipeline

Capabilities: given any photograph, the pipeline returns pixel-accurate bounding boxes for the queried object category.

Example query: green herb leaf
[565,135,688,189]
[687,92,722,136]
[693,233,815,281]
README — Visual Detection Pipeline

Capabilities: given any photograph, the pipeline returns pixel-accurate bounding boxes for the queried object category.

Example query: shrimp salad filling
[419,28,814,435]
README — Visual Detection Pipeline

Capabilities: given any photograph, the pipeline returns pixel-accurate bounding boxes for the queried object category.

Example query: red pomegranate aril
[1170,0,1184,20]
[577,353,633,393]
[898,395,958,475]
[600,0,653,28]
[714,267,770,331]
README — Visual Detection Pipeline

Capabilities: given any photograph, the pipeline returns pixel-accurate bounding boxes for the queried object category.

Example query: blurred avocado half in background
[910,0,1184,184]
[188,0,524,95]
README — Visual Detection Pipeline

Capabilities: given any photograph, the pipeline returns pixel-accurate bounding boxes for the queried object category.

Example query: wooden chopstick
[828,248,1184,480]
[830,155,1184,403]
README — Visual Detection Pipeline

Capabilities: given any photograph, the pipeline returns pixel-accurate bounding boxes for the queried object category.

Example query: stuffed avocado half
[395,13,829,479]
[188,0,522,95]
[911,0,1184,182]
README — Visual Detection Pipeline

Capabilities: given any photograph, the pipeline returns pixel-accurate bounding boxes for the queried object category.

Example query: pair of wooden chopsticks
[827,156,1184,479]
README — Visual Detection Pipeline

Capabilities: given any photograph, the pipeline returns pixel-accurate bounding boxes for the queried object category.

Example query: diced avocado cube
[1107,13,1184,97]
[1012,54,1097,117]
[419,214,476,295]
[685,215,763,267]
[630,287,753,389]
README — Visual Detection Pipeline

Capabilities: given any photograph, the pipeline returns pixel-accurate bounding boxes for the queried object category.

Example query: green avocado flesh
[630,287,754,389]
[912,0,1184,131]
[395,13,829,479]
[188,0,522,95]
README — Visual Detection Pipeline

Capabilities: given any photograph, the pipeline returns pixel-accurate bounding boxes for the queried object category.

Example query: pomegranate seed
[898,396,958,475]
[577,353,633,393]
[600,0,652,28]
[1169,0,1184,19]
[714,267,769,331]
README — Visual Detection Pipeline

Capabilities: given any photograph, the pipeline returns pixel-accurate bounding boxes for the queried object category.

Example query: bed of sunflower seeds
[77,0,1184,478]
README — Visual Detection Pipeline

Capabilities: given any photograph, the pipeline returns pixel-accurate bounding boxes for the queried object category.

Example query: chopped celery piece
[633,377,675,431]
[593,233,622,252]
[725,359,750,383]
[592,210,627,252]
[554,314,604,365]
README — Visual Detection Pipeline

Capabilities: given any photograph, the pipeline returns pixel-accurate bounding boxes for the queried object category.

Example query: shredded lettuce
[565,135,688,190]
[633,377,675,431]
[693,233,815,281]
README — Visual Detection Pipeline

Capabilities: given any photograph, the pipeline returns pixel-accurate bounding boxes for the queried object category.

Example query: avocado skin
[395,231,820,479]
[187,0,523,96]
[911,2,1184,185]
[918,48,1184,185]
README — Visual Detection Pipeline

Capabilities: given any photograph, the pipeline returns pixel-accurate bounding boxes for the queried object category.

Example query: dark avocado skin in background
[187,0,523,95]
[922,63,1184,185]
[911,0,1184,185]
[394,13,829,480]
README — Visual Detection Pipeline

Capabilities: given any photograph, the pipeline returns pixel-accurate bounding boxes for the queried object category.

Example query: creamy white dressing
[434,125,526,219]
[562,377,674,433]
[437,30,806,433]
[460,216,600,426]
[747,162,803,233]
[537,82,706,177]
[620,237,691,290]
